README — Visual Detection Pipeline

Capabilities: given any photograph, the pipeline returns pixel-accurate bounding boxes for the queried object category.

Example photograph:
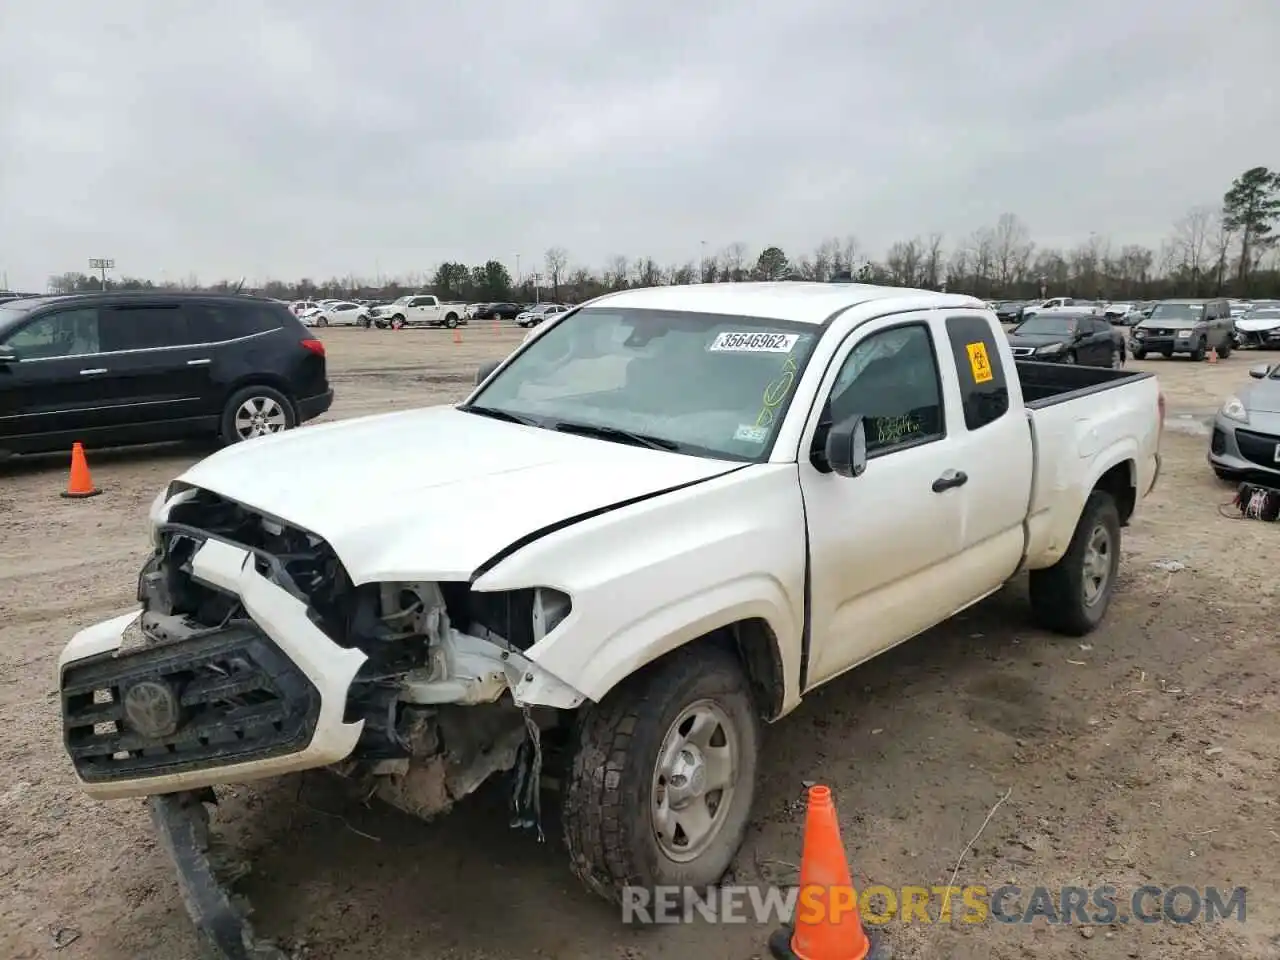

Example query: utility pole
[699,240,707,283]
[89,258,114,290]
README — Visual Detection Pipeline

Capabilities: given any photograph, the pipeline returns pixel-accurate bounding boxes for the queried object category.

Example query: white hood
[1236,316,1280,332]
[175,406,744,583]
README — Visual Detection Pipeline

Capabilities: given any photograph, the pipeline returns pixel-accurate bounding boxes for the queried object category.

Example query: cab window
[945,315,1010,430]
[4,309,101,359]
[827,323,944,455]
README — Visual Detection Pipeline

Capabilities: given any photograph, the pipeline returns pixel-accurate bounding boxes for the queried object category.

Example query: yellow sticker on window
[966,342,993,384]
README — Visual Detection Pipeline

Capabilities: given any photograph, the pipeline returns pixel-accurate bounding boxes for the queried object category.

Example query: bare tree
[921,233,945,289]
[721,242,748,282]
[991,213,1034,291]
[544,247,569,300]
[1169,206,1215,293]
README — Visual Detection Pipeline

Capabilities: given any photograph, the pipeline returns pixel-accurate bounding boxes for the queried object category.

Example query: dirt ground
[2,326,1278,960]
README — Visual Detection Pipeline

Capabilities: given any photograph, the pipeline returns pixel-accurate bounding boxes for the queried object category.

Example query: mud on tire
[561,642,760,903]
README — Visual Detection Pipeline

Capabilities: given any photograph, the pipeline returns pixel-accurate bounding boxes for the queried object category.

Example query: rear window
[945,315,1010,431]
[184,302,284,341]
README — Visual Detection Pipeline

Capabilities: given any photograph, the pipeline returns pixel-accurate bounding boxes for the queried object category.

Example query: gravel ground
[2,327,1277,960]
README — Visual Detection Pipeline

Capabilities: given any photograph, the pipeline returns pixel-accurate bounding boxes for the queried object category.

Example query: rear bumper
[297,388,334,422]
[58,537,366,800]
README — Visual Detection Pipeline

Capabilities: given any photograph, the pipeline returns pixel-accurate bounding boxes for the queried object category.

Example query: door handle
[80,368,107,375]
[932,469,968,493]
[187,358,212,366]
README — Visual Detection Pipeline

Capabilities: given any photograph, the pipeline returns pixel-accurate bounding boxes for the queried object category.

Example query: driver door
[798,313,970,689]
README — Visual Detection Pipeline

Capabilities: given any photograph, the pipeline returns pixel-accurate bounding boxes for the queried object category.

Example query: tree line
[43,166,1280,305]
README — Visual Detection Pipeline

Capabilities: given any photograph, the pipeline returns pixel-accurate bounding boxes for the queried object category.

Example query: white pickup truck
[368,294,467,329]
[57,282,1162,956]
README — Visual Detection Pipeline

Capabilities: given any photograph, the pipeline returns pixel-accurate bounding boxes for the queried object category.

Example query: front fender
[471,464,807,715]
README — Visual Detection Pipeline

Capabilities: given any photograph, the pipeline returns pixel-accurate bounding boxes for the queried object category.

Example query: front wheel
[391,315,406,330]
[1217,339,1232,359]
[562,643,760,903]
[1028,489,1121,636]
[444,314,459,328]
[1132,347,1146,360]
[1190,339,1206,361]
[315,317,328,327]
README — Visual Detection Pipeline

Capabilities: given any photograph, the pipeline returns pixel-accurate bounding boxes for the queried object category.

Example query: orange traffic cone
[61,442,101,499]
[769,786,886,960]
[453,326,463,344]
[1207,347,1218,364]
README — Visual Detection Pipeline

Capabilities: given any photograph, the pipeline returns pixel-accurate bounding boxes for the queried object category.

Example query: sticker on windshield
[966,342,993,384]
[709,331,799,353]
[735,424,769,443]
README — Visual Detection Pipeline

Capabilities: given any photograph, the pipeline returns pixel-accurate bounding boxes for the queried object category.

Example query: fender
[470,464,807,715]
[1038,439,1139,567]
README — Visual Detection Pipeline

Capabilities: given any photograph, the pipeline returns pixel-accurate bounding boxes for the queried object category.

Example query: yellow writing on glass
[754,356,799,429]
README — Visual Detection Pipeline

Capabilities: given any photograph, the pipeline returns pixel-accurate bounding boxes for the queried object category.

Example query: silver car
[1209,361,1280,482]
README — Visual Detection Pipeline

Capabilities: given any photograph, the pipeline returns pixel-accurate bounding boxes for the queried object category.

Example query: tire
[1064,351,1077,365]
[444,314,459,328]
[1217,338,1232,359]
[1111,349,1123,369]
[219,385,296,445]
[562,643,761,903]
[315,317,328,327]
[391,314,406,330]
[1190,339,1206,361]
[1028,490,1121,637]
[1132,347,1146,360]
[359,316,370,328]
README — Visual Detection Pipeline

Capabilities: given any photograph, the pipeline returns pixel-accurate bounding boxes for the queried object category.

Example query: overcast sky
[1,1,1277,290]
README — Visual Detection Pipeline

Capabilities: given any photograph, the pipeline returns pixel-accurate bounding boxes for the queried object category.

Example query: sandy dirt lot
[2,326,1278,960]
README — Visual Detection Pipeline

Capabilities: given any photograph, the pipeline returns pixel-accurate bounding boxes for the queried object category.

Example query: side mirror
[824,416,868,478]
[1249,364,1271,380]
[0,344,16,364]
[475,359,502,385]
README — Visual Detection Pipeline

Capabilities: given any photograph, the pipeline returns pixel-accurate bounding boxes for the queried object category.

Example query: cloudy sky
[1,1,1277,290]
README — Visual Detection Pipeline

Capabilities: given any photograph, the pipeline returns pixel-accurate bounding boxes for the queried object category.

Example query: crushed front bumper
[151,790,287,960]
[58,537,368,799]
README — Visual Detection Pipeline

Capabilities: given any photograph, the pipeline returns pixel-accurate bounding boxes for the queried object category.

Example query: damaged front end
[59,485,586,954]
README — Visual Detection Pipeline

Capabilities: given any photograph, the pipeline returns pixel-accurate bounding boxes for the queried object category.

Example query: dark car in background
[994,300,1030,324]
[0,292,333,456]
[472,302,523,321]
[1005,312,1122,367]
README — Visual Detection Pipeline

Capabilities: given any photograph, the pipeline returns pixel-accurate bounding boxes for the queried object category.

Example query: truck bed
[1015,360,1153,408]
[1016,359,1162,571]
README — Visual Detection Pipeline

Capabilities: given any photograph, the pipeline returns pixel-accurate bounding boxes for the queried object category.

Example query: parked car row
[287,297,577,331]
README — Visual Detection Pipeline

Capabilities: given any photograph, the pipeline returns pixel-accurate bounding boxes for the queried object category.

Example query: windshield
[1247,309,1280,319]
[464,307,821,461]
[1013,316,1078,336]
[1148,303,1204,322]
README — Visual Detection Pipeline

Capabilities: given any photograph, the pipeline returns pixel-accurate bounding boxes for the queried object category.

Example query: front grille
[62,625,320,783]
[1235,428,1280,470]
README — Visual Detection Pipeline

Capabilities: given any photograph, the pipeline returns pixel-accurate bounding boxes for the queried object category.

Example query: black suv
[0,292,333,456]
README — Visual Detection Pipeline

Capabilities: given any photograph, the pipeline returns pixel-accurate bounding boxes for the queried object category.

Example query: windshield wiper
[551,420,681,451]
[464,405,540,426]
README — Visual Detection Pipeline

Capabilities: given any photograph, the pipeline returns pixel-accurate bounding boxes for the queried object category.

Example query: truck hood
[174,406,745,583]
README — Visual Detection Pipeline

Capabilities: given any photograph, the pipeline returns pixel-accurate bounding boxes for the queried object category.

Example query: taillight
[1156,390,1166,445]
[301,338,326,356]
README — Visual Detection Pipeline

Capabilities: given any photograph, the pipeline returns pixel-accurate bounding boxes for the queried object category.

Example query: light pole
[699,240,708,283]
[89,258,114,290]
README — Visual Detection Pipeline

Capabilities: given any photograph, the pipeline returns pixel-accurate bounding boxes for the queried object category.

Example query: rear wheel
[391,314,406,330]
[219,385,296,445]
[1064,351,1077,365]
[445,314,459,328]
[1029,490,1121,636]
[1217,338,1232,359]
[562,643,760,903]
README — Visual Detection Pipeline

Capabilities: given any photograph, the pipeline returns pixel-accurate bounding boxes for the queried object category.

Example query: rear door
[0,306,105,445]
[1085,318,1114,365]
[94,302,209,427]
[939,314,1033,590]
